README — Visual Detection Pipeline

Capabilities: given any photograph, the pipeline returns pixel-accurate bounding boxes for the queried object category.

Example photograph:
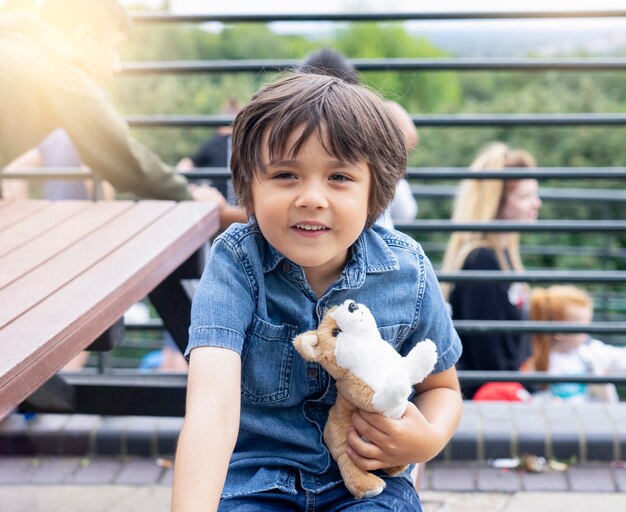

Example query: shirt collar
[261,226,399,276]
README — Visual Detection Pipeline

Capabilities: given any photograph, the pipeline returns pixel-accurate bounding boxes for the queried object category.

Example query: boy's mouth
[292,223,329,232]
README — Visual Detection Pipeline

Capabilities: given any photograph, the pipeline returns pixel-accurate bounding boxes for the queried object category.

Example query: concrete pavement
[0,457,624,511]
[0,486,625,512]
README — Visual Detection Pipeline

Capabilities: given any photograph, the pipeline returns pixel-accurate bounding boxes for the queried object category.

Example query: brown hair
[529,285,594,372]
[40,0,131,36]
[230,73,407,226]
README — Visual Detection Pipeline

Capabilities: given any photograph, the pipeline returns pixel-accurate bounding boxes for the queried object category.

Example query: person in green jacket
[0,0,216,202]
[0,0,223,353]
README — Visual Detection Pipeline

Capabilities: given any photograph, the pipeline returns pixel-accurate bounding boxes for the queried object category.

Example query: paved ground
[1,486,625,512]
[0,457,624,511]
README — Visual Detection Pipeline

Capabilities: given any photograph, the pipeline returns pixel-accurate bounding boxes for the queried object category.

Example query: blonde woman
[441,142,542,398]
[529,285,626,402]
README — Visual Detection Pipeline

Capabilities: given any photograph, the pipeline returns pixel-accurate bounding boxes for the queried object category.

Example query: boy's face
[250,124,370,289]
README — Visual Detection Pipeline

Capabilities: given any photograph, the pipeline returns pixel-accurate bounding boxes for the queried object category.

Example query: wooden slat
[0,200,134,290]
[0,200,219,419]
[0,200,50,232]
[0,201,90,258]
[0,201,173,328]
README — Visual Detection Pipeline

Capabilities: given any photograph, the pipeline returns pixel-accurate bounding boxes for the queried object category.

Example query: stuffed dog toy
[292,299,437,499]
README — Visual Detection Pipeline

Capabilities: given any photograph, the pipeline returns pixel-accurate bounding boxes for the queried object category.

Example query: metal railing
[88,9,626,401]
[5,9,624,409]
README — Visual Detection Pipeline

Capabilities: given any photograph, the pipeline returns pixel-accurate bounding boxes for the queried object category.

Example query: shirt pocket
[377,323,411,350]
[241,315,298,404]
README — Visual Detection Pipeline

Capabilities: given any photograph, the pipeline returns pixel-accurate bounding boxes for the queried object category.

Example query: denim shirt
[186,222,462,498]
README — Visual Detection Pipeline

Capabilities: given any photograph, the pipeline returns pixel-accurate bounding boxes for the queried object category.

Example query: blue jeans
[217,477,422,511]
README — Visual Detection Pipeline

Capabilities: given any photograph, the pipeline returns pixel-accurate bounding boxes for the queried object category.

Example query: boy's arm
[172,346,241,512]
[410,366,462,460]
[346,367,461,469]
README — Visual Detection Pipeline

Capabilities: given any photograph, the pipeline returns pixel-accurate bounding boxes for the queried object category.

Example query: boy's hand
[346,402,441,471]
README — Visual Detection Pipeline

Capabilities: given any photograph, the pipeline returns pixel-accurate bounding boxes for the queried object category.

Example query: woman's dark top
[449,247,531,398]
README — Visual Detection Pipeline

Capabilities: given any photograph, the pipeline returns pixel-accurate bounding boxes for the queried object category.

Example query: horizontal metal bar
[436,270,626,284]
[64,369,626,388]
[414,183,626,209]
[3,167,625,182]
[124,113,626,128]
[410,185,626,203]
[62,369,626,390]
[396,220,626,232]
[182,167,626,181]
[130,11,626,23]
[62,370,187,388]
[0,169,92,180]
[123,319,626,335]
[120,58,626,75]
[453,321,626,334]
[125,321,165,331]
[186,176,626,204]
[421,242,626,260]
[457,370,626,384]
[411,113,626,127]
[121,60,294,74]
[405,167,626,180]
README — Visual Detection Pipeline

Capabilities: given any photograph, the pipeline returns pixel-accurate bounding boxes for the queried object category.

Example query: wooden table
[0,199,220,420]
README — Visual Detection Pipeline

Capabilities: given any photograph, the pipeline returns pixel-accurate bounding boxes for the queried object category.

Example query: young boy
[172,73,462,511]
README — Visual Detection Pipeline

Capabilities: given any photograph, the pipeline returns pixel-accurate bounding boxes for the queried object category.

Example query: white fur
[331,300,438,418]
[297,333,319,360]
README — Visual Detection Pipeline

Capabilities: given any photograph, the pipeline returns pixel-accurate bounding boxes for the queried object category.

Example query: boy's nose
[295,183,329,209]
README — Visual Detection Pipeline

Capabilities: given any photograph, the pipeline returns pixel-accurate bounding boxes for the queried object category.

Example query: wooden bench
[0,199,220,420]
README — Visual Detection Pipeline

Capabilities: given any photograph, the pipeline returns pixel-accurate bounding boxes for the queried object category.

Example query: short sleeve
[408,253,462,373]
[185,237,255,357]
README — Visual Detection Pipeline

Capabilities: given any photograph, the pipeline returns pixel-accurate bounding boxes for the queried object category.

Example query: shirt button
[282,262,292,272]
[307,368,319,378]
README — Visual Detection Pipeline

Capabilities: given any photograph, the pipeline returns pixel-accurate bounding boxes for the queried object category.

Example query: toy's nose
[348,302,359,313]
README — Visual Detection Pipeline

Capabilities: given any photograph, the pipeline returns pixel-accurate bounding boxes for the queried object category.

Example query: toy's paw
[363,485,385,499]
[292,333,319,361]
[347,473,386,499]
[406,339,438,385]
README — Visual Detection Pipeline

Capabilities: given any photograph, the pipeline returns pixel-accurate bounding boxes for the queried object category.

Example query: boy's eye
[272,172,296,180]
[329,173,352,182]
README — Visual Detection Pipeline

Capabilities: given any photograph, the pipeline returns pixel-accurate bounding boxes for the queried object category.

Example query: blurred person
[0,0,220,202]
[300,48,418,230]
[528,285,626,403]
[3,128,116,200]
[441,142,542,399]
[0,0,220,353]
[176,97,249,227]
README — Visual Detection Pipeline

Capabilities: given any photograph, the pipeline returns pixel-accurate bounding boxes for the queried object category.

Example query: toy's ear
[292,332,321,361]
